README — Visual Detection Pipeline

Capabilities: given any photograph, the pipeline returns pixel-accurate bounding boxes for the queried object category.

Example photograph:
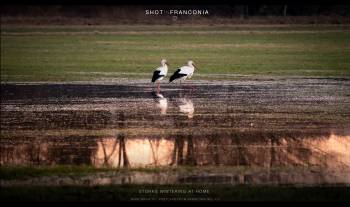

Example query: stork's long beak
[165,62,169,66]
[193,63,198,69]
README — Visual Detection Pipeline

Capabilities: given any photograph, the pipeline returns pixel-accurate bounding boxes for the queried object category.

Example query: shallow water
[1,78,350,185]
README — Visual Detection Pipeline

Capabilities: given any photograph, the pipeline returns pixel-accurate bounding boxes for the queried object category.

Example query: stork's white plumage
[169,60,198,83]
[151,59,168,93]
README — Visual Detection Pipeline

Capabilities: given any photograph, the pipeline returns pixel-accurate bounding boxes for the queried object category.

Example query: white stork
[169,60,198,84]
[151,59,168,93]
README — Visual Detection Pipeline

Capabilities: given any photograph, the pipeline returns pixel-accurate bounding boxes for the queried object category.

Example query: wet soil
[1,78,350,185]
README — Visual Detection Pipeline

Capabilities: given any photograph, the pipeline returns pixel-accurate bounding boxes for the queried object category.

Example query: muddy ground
[1,77,350,186]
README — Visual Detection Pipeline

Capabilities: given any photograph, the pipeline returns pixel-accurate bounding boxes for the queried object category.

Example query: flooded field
[1,78,350,186]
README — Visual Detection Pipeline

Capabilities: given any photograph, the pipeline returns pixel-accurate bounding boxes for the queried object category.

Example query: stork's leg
[189,82,193,94]
[188,80,196,93]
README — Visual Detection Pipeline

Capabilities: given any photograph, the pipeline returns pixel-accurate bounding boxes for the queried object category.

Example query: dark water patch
[1,84,152,100]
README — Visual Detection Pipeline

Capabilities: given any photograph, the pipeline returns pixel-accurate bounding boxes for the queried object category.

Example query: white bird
[169,60,198,84]
[151,59,168,93]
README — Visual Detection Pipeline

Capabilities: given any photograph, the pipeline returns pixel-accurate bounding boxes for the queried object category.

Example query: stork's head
[161,59,168,66]
[188,60,198,69]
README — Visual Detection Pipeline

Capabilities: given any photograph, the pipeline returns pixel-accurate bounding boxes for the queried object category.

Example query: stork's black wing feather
[151,70,164,82]
[169,69,187,83]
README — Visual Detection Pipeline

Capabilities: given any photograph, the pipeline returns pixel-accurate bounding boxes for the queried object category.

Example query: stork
[169,60,198,89]
[151,59,168,93]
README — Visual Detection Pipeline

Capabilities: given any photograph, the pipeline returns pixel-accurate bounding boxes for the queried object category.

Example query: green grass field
[1,24,350,82]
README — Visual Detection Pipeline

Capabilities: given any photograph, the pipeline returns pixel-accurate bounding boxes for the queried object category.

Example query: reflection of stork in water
[169,97,196,166]
[152,92,168,115]
[178,98,194,119]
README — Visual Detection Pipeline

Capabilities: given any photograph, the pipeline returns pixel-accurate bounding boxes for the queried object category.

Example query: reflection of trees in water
[99,137,117,165]
[117,132,129,168]
[0,137,98,166]
[148,139,161,166]
[24,141,44,165]
[170,95,196,166]
[1,140,45,166]
[231,132,249,166]
[170,133,196,166]
[167,129,350,170]
[208,133,220,165]
[196,131,349,168]
[1,130,349,169]
[98,112,130,168]
[47,137,96,165]
[117,112,130,168]
[186,134,196,165]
